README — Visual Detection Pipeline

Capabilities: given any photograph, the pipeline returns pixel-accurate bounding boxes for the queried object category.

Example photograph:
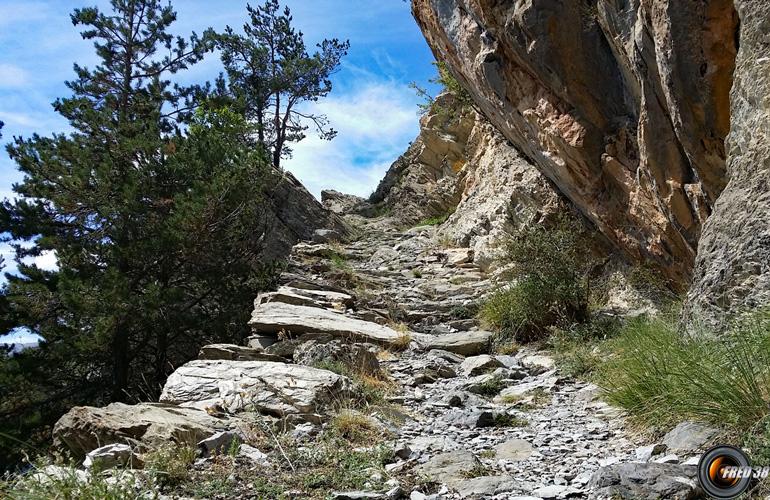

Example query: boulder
[53,403,228,458]
[661,421,719,454]
[238,443,270,466]
[198,344,286,362]
[159,359,352,416]
[249,302,411,347]
[312,228,342,244]
[417,330,492,356]
[197,430,240,457]
[294,339,380,375]
[588,463,701,499]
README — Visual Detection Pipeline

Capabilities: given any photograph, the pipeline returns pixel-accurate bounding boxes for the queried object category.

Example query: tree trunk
[111,319,130,402]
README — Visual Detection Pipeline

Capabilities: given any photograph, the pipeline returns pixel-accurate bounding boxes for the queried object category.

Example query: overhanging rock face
[411,0,739,287]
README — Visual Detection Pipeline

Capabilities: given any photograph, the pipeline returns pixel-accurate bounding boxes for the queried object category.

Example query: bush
[596,310,770,432]
[480,219,590,343]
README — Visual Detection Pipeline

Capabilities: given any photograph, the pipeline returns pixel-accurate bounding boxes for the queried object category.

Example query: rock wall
[370,93,566,270]
[684,0,770,329]
[369,93,476,224]
[262,168,346,261]
[411,0,739,287]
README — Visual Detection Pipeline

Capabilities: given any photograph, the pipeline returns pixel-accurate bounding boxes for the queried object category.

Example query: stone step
[249,301,412,347]
[256,285,354,310]
[415,330,493,356]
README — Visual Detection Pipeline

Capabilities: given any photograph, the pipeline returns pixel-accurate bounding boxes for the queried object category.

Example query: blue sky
[0,0,438,342]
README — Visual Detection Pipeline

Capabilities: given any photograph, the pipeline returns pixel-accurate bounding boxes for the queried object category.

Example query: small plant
[494,342,520,355]
[389,325,412,351]
[144,443,197,487]
[410,61,475,115]
[548,317,622,378]
[461,462,492,479]
[414,213,451,227]
[468,375,506,397]
[412,269,423,278]
[493,413,529,428]
[330,252,351,271]
[449,303,479,320]
[501,387,551,410]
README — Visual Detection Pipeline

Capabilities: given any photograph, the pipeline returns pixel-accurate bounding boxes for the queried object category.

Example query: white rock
[460,355,504,376]
[83,443,134,470]
[160,359,352,415]
[239,444,270,466]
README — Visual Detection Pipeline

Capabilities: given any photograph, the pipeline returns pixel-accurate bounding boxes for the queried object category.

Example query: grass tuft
[596,310,770,432]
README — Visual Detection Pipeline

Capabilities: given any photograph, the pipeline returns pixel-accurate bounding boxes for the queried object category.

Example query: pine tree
[216,0,349,168]
[0,1,278,469]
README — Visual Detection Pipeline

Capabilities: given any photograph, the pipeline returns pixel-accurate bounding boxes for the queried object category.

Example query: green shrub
[143,444,197,487]
[414,213,451,227]
[597,310,770,432]
[480,218,590,343]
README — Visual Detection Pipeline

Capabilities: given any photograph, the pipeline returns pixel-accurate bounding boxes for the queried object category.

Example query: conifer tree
[0,1,278,469]
[216,0,349,168]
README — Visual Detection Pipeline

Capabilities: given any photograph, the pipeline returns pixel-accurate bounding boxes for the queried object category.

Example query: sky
[0,0,438,342]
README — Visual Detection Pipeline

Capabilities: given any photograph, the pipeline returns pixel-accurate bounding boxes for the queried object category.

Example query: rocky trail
[50,213,716,499]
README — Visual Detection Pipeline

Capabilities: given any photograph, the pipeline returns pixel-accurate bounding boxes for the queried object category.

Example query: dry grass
[390,332,412,351]
[376,350,397,361]
[329,411,382,444]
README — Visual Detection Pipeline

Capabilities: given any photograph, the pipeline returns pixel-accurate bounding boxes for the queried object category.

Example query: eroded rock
[159,360,352,416]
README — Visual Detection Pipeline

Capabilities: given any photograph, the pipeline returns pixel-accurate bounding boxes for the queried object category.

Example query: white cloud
[0,64,30,88]
[284,79,421,198]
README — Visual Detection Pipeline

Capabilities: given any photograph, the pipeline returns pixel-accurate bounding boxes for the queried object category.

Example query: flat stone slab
[160,359,351,416]
[415,450,480,488]
[249,302,410,347]
[455,475,517,498]
[495,438,535,461]
[256,286,354,309]
[417,330,492,355]
[662,421,718,453]
[198,344,287,362]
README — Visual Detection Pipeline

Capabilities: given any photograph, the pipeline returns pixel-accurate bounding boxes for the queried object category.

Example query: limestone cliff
[684,0,770,329]
[370,93,566,270]
[411,0,739,287]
